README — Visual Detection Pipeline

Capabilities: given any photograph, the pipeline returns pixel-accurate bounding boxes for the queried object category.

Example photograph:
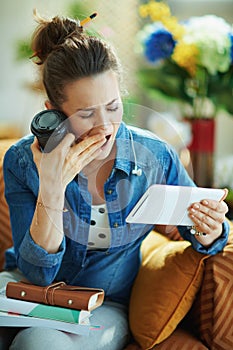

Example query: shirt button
[107,189,113,194]
[113,222,119,228]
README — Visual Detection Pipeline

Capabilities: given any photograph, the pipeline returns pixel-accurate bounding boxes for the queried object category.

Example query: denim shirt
[3,122,229,305]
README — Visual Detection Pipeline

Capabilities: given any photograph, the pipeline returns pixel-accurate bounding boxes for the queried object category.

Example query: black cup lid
[31,110,67,135]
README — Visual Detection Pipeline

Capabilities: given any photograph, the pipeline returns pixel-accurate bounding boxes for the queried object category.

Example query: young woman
[0,12,229,350]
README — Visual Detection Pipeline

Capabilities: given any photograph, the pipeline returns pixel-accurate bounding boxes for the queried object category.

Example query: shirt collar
[114,122,132,176]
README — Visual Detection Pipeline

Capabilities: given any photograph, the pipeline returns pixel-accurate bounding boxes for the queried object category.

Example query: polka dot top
[87,204,111,250]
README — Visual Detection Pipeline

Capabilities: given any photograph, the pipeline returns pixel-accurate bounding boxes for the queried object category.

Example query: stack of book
[0,281,104,335]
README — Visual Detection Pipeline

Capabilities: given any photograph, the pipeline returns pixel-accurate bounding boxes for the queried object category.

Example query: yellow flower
[172,41,199,76]
[139,4,150,18]
[139,1,185,40]
[139,1,170,22]
[162,17,185,40]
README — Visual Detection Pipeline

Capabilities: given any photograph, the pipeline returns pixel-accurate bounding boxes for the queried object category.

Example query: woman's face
[61,70,123,160]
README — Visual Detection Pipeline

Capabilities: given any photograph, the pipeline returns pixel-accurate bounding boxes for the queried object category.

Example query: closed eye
[77,110,94,119]
[107,104,120,112]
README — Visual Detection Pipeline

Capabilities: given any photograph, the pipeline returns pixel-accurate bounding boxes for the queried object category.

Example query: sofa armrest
[188,219,233,349]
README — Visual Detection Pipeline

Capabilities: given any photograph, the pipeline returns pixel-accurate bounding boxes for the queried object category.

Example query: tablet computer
[126,185,227,226]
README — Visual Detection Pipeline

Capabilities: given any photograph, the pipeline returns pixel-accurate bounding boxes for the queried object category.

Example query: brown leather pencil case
[6,281,104,311]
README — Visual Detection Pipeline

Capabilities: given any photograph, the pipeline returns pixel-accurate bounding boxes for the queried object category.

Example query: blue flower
[144,28,176,62]
[229,34,233,62]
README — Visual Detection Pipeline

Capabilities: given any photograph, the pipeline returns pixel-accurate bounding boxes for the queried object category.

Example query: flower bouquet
[137,0,233,118]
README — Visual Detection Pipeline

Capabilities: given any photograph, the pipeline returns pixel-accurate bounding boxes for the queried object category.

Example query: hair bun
[31,9,83,64]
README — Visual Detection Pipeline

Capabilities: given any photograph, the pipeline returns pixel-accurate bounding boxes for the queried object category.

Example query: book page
[0,311,90,335]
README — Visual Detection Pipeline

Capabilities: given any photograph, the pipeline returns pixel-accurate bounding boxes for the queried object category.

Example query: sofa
[1,138,233,350]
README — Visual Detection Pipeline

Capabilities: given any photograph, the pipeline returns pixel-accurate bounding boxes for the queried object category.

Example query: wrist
[38,189,65,209]
[194,228,223,247]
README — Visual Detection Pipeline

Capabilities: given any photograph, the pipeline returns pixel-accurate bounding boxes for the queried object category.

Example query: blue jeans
[0,270,130,350]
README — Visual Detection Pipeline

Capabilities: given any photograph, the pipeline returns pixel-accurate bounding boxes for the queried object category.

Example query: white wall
[0,0,67,135]
[168,0,233,23]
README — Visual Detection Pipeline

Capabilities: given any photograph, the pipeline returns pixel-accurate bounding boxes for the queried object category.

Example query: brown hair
[31,11,122,108]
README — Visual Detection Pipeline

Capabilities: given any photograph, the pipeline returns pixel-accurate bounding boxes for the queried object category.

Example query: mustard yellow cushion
[129,231,209,350]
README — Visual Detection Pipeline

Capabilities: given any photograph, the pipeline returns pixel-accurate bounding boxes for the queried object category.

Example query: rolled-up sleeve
[17,230,66,285]
[19,230,66,268]
[178,220,229,255]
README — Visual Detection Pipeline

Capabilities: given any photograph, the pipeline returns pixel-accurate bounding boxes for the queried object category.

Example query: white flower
[215,155,233,188]
[184,15,232,74]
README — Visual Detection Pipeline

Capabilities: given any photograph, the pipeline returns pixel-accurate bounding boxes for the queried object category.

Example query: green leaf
[16,40,32,60]
[208,66,233,115]
[137,64,192,104]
